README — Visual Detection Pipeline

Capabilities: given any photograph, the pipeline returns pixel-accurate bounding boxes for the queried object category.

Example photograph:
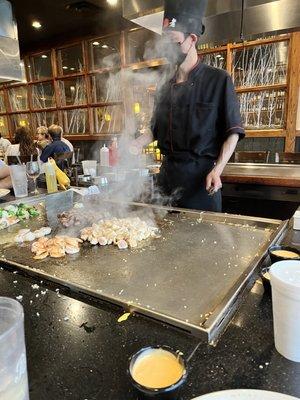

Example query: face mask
[162,37,189,66]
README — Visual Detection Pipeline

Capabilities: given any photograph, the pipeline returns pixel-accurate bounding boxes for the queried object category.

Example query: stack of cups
[270,260,300,362]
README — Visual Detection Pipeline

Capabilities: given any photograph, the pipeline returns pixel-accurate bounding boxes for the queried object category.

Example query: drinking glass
[26,161,40,195]
[0,297,29,400]
[9,165,28,198]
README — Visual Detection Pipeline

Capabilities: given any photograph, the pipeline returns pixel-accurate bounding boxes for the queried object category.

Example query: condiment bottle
[44,162,58,193]
[100,144,110,167]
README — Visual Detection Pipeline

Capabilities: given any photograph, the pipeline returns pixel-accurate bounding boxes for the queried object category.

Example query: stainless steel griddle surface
[0,193,285,340]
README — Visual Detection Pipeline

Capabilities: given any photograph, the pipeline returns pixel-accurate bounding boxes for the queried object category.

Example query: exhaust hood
[122,0,300,44]
[0,0,22,83]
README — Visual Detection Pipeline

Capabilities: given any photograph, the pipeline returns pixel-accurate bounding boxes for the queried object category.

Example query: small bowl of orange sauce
[128,346,188,399]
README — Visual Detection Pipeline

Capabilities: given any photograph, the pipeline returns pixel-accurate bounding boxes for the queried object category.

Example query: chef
[132,0,245,211]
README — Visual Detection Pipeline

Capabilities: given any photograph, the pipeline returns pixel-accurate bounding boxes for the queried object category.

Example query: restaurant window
[0,91,6,113]
[238,90,286,130]
[57,44,84,76]
[126,29,163,64]
[0,116,9,137]
[201,51,227,70]
[62,108,89,134]
[93,105,123,134]
[58,78,87,106]
[11,113,31,131]
[32,111,58,130]
[28,52,53,80]
[8,86,28,112]
[90,72,121,103]
[233,41,289,87]
[32,82,56,109]
[89,35,121,70]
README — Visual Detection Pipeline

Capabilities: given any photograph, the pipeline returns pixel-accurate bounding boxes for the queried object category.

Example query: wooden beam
[285,32,300,152]
[226,43,233,76]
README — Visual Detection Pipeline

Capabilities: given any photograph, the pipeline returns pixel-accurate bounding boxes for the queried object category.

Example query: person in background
[36,126,50,150]
[0,160,12,189]
[4,127,38,163]
[0,134,11,154]
[57,125,75,164]
[40,125,70,163]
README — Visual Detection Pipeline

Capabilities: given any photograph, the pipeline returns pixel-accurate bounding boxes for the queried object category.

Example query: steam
[78,34,182,220]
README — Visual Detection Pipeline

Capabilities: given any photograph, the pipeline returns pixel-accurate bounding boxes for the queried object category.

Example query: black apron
[157,155,222,212]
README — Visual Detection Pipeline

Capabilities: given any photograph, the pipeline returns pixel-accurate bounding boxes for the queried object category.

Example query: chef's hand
[206,168,222,195]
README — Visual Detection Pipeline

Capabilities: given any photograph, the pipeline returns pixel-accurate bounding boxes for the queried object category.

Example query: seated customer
[36,126,50,150]
[0,134,11,153]
[0,160,12,189]
[4,127,38,163]
[40,124,70,163]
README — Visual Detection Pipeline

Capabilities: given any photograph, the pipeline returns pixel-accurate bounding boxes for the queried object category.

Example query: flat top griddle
[0,192,286,342]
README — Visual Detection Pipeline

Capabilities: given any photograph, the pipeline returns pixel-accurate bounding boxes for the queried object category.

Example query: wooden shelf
[64,133,122,141]
[0,30,298,151]
[235,83,287,93]
[245,129,286,137]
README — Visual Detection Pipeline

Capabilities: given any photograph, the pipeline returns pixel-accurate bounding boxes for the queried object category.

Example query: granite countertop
[0,262,299,399]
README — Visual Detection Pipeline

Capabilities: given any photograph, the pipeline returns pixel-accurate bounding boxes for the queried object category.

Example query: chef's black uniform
[151,60,245,211]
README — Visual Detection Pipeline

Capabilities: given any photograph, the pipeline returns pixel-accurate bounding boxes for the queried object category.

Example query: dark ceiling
[10,0,133,54]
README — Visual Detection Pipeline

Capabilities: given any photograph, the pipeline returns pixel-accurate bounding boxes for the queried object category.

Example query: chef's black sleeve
[221,73,245,141]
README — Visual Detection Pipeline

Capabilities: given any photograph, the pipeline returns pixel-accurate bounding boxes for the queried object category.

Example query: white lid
[270,260,300,297]
[294,210,300,218]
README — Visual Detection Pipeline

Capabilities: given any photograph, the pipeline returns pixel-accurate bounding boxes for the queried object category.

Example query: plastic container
[100,145,109,167]
[9,165,28,198]
[82,160,97,178]
[128,346,187,400]
[270,260,300,362]
[0,297,29,400]
[293,208,300,230]
[44,162,58,193]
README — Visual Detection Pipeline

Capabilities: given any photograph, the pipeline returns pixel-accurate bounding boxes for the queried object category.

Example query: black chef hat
[163,0,207,36]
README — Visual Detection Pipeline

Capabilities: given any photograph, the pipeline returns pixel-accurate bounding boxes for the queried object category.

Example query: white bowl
[192,389,298,400]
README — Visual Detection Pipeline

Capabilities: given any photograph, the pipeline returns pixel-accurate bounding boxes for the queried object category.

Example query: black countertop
[0,227,299,400]
[0,264,300,399]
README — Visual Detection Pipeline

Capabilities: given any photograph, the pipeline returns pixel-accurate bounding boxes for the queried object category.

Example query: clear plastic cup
[270,260,300,362]
[0,297,29,400]
[82,161,97,178]
[9,165,28,198]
